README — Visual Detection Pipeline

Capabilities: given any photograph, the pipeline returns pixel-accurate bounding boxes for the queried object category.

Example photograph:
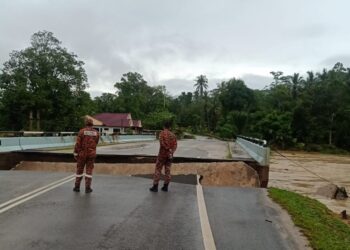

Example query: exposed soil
[14,161,260,187]
[269,150,350,219]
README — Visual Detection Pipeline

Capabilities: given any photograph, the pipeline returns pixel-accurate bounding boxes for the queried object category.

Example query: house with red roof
[85,113,142,135]
[132,120,143,134]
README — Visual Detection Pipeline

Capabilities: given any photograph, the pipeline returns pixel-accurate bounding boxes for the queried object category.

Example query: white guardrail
[236,136,270,166]
[0,134,156,153]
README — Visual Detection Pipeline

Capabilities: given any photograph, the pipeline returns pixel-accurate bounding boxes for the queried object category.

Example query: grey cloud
[162,78,195,96]
[1,0,350,97]
[241,74,272,90]
[89,90,106,99]
[320,55,350,69]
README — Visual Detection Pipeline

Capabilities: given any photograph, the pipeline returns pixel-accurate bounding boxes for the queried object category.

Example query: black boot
[149,184,158,192]
[73,186,80,192]
[161,183,169,192]
[85,187,93,193]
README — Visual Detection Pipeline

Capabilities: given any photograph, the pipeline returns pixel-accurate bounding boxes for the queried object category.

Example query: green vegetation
[1,31,350,152]
[269,188,350,250]
[0,31,91,131]
[303,144,350,155]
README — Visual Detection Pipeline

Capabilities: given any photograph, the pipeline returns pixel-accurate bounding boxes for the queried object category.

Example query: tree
[114,72,152,119]
[281,73,304,100]
[113,72,168,120]
[143,110,175,130]
[270,71,284,85]
[169,92,195,128]
[194,75,208,97]
[216,78,255,115]
[0,31,89,131]
[192,75,211,131]
[252,111,293,148]
[94,93,118,113]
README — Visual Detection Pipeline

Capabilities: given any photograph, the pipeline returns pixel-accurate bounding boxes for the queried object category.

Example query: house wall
[94,126,124,135]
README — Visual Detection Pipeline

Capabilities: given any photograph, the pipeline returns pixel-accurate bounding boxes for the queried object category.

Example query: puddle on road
[270,151,350,216]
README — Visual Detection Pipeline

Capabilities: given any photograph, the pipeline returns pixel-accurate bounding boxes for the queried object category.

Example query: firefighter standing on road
[73,117,100,193]
[150,121,177,192]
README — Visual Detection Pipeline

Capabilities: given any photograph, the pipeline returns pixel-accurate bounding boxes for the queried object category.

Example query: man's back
[75,127,100,158]
[159,128,177,157]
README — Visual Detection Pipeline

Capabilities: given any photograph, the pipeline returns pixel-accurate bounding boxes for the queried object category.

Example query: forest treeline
[1,31,350,151]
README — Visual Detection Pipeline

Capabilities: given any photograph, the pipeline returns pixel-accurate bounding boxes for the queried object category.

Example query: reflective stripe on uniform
[83,131,98,137]
[75,174,84,177]
[85,174,93,178]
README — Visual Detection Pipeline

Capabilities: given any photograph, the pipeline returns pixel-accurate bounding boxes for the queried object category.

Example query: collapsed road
[0,137,310,249]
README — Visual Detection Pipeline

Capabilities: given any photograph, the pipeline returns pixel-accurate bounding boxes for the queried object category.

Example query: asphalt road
[204,187,297,250]
[0,171,303,250]
[96,136,252,160]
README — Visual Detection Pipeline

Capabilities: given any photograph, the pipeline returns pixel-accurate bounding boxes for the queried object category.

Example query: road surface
[0,171,307,250]
[95,136,252,160]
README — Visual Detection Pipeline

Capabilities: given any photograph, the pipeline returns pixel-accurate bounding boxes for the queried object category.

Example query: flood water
[269,150,350,218]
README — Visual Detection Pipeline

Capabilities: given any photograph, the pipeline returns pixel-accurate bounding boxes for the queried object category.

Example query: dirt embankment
[15,161,260,187]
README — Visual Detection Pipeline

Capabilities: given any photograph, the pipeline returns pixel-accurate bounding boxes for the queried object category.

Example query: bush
[216,123,236,139]
[305,144,349,154]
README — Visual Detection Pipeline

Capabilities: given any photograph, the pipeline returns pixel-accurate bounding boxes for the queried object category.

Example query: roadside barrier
[0,134,156,152]
[0,137,21,152]
[236,136,270,166]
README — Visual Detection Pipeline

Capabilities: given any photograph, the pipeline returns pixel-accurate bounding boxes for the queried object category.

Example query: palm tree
[316,68,328,81]
[306,71,315,83]
[194,75,208,98]
[284,73,304,100]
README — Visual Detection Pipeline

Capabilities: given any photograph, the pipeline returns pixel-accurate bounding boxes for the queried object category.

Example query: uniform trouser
[153,156,172,185]
[75,156,95,188]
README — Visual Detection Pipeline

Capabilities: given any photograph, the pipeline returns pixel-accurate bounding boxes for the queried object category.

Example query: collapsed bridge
[0,135,270,187]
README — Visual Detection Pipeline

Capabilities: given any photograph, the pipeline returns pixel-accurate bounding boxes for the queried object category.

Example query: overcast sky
[1,0,350,97]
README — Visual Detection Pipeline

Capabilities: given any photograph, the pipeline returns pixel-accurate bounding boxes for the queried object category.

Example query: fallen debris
[335,187,348,200]
[316,184,348,200]
[340,210,347,220]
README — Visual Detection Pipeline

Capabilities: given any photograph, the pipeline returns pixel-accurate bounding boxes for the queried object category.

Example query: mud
[14,161,260,187]
[269,151,350,217]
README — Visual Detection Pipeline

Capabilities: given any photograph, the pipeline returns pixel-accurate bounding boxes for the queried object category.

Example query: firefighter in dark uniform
[73,117,100,193]
[150,121,177,192]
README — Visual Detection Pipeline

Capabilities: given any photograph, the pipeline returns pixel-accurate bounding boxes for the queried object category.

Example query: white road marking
[196,175,216,250]
[0,174,75,214]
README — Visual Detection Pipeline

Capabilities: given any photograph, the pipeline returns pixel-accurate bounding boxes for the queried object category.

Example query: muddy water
[269,151,350,216]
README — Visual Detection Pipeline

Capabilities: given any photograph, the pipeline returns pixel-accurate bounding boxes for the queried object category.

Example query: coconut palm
[194,75,208,98]
[283,73,304,100]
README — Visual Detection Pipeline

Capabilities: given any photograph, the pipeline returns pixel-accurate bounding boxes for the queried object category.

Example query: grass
[268,188,350,250]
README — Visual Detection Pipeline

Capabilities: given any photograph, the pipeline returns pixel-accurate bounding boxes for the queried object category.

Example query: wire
[273,149,335,185]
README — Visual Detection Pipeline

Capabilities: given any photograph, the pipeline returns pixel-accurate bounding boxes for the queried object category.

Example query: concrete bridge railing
[0,134,156,152]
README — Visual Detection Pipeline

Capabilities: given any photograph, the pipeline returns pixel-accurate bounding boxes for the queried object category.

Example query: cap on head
[85,117,93,126]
